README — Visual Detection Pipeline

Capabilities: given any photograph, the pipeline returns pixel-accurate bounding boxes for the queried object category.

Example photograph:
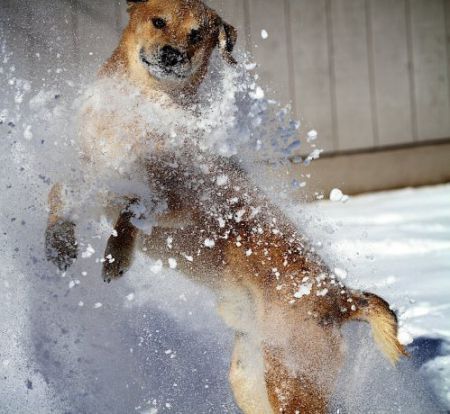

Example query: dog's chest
[77,81,193,175]
[79,107,155,173]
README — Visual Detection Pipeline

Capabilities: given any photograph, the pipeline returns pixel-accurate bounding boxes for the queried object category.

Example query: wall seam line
[243,0,252,55]
[365,0,380,148]
[444,0,450,121]
[284,0,297,115]
[405,0,419,142]
[325,0,339,151]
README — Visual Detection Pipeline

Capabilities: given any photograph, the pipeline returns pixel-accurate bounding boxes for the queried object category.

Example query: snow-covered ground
[303,184,450,411]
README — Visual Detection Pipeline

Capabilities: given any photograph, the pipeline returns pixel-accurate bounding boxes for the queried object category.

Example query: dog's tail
[345,291,408,365]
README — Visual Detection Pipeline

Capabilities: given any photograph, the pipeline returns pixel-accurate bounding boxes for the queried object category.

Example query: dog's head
[124,0,237,92]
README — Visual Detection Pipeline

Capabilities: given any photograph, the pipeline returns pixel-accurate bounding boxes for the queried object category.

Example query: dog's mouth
[139,48,189,80]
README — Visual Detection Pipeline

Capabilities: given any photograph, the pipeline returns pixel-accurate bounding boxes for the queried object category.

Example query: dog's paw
[102,254,130,283]
[102,236,133,283]
[45,220,78,271]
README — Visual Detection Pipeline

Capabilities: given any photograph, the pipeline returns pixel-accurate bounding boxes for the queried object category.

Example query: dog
[45,0,407,412]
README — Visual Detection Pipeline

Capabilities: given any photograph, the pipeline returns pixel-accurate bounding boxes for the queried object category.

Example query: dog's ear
[218,20,237,65]
[126,0,147,12]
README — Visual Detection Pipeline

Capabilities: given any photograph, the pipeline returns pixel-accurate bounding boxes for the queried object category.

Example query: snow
[204,238,216,248]
[334,267,348,279]
[330,188,344,201]
[23,125,33,140]
[244,62,257,71]
[329,188,349,203]
[0,18,449,414]
[150,259,163,274]
[316,288,329,297]
[297,184,450,411]
[304,148,324,164]
[294,281,313,298]
[168,258,177,269]
[81,244,95,258]
[182,254,194,262]
[249,85,265,100]
[216,174,229,186]
[307,129,318,142]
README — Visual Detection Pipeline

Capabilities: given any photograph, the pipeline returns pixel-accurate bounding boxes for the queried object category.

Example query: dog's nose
[160,45,184,67]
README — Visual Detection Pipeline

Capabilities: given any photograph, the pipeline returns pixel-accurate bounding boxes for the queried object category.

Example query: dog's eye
[152,18,166,29]
[189,29,203,45]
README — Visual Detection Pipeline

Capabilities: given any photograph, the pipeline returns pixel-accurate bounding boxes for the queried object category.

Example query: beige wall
[208,0,450,194]
[207,0,450,154]
[2,0,448,153]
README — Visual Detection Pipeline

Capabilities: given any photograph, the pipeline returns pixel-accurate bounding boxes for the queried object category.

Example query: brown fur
[45,1,407,412]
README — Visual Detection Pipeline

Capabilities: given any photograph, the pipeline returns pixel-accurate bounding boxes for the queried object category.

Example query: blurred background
[1,0,449,195]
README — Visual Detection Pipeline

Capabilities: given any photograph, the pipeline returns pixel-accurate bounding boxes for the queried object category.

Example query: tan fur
[47,183,64,226]
[45,1,407,412]
[348,292,408,365]
[229,333,273,414]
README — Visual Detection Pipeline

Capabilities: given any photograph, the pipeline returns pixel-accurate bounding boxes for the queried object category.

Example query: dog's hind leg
[228,332,273,414]
[260,311,344,414]
[102,199,140,283]
[217,284,273,413]
[263,345,330,414]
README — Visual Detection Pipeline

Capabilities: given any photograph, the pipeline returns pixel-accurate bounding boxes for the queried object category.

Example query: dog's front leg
[45,183,78,271]
[102,199,140,283]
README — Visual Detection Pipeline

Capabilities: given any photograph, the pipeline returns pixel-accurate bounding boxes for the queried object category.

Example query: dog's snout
[160,45,184,67]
